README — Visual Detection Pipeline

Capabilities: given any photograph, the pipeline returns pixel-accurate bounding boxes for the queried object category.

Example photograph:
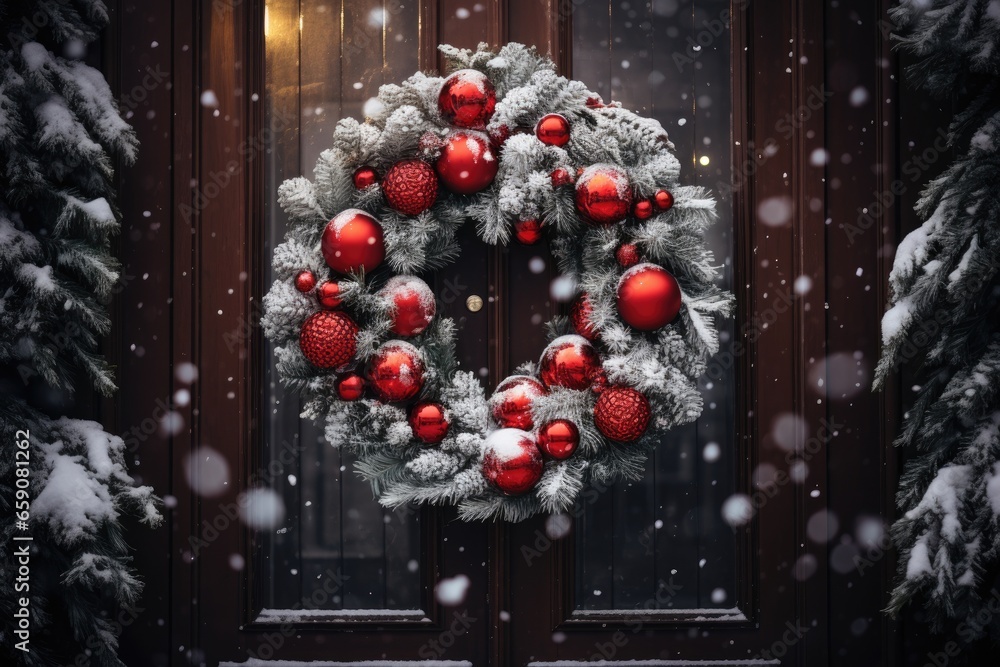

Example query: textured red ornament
[299,311,358,369]
[383,159,438,216]
[489,375,547,430]
[615,243,640,268]
[379,275,436,337]
[438,69,496,129]
[366,340,425,402]
[514,219,542,245]
[409,402,450,444]
[336,373,365,401]
[294,270,317,293]
[537,419,580,460]
[321,209,385,274]
[317,280,343,309]
[550,167,573,188]
[654,189,674,211]
[352,166,379,189]
[535,113,571,147]
[570,294,598,341]
[616,263,682,330]
[482,429,544,496]
[435,131,498,194]
[538,335,602,390]
[593,386,651,442]
[633,199,654,220]
[575,165,633,225]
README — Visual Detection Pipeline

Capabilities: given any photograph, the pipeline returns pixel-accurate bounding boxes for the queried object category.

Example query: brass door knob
[466,295,484,312]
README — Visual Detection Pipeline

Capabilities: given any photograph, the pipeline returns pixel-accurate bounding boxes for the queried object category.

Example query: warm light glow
[699,155,710,166]
[299,13,304,31]
[264,5,270,37]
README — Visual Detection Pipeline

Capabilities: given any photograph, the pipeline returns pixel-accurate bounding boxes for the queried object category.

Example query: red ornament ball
[575,164,633,225]
[317,280,343,309]
[482,429,544,496]
[514,219,542,245]
[435,131,498,194]
[654,189,674,211]
[379,275,436,337]
[537,419,580,460]
[352,166,379,189]
[617,263,682,331]
[299,311,358,369]
[438,69,496,129]
[336,373,365,401]
[535,113,571,147]
[489,124,511,151]
[550,167,573,188]
[615,243,641,268]
[489,375,547,430]
[570,294,599,341]
[633,199,654,220]
[409,402,450,444]
[383,159,438,216]
[294,270,317,293]
[593,386,651,442]
[538,334,602,390]
[321,209,385,274]
[366,340,425,402]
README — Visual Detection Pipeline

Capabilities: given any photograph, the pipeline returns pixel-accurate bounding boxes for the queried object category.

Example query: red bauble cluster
[294,270,317,292]
[538,335,602,390]
[366,340,425,402]
[537,419,579,460]
[409,402,450,444]
[353,166,379,189]
[482,429,544,496]
[299,311,358,369]
[550,167,573,188]
[575,165,632,225]
[594,386,651,442]
[489,375,547,430]
[615,243,640,268]
[535,113,571,147]
[435,131,498,194]
[570,294,598,341]
[383,159,438,216]
[514,219,542,245]
[438,69,496,129]
[337,373,365,401]
[617,263,682,331]
[379,275,436,337]
[317,281,343,309]
[322,209,385,274]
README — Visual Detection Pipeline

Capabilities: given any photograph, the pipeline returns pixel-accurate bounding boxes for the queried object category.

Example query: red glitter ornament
[438,69,496,129]
[336,373,365,401]
[489,124,511,151]
[481,429,544,496]
[321,209,385,274]
[537,419,580,460]
[615,243,641,268]
[535,113,571,147]
[633,199,654,220]
[299,311,358,369]
[570,294,599,341]
[654,189,674,211]
[575,164,633,225]
[616,263,682,331]
[489,375,547,430]
[550,167,573,188]
[435,131,498,194]
[538,335,602,390]
[593,386,651,442]
[366,340,425,402]
[585,96,604,108]
[352,166,379,189]
[419,131,446,158]
[294,270,317,293]
[383,159,438,216]
[379,275,436,337]
[409,402,450,444]
[514,219,542,245]
[317,280,343,309]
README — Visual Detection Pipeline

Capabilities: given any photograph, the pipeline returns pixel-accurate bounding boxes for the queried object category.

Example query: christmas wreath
[261,42,733,522]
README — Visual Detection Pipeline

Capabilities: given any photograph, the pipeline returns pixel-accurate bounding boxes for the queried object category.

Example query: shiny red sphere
[538,335,602,390]
[593,386,651,442]
[489,375,547,430]
[383,159,438,216]
[537,419,580,460]
[575,165,632,225]
[321,209,385,274]
[366,340,425,402]
[570,294,599,341]
[317,281,342,309]
[435,131,498,194]
[633,199,654,220]
[615,243,641,268]
[616,263,682,331]
[535,113,571,147]
[514,219,542,245]
[379,275,436,337]
[336,373,365,401]
[409,402,450,444]
[654,189,674,210]
[299,311,358,369]
[482,429,544,496]
[352,166,379,189]
[438,69,496,129]
[550,167,573,188]
[294,270,317,293]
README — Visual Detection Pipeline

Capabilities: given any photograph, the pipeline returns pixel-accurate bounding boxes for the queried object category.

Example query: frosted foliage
[262,42,731,522]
